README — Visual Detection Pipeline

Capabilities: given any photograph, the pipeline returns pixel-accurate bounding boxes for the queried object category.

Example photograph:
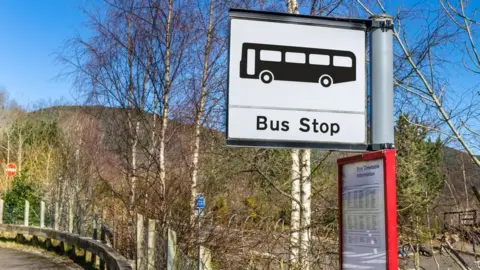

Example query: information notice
[342,158,386,269]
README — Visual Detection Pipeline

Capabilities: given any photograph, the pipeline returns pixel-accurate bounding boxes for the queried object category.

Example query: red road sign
[337,150,397,270]
[6,163,16,177]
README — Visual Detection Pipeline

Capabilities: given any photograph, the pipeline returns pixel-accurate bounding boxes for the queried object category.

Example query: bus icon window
[239,43,356,87]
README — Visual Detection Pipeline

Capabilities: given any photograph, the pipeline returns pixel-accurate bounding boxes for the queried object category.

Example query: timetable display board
[337,150,397,270]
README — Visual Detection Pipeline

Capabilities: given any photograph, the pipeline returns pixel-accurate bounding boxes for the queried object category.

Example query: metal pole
[370,14,394,149]
[197,211,201,270]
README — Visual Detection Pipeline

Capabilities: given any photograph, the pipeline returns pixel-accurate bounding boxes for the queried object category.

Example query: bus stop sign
[226,9,368,150]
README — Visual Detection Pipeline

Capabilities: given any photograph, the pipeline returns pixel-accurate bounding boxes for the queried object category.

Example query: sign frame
[337,150,397,270]
[226,9,371,151]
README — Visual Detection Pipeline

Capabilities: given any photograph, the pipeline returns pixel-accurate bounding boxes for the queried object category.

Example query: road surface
[0,247,72,270]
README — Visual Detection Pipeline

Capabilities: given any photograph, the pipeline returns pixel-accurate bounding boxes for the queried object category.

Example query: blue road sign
[195,194,205,210]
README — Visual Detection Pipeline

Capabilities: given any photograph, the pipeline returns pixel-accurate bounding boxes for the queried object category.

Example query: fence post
[40,201,45,228]
[147,219,156,270]
[136,214,144,270]
[167,228,177,270]
[24,200,29,226]
[199,246,212,270]
[100,225,106,269]
[68,200,73,233]
[0,199,3,225]
[54,202,59,230]
[92,215,98,266]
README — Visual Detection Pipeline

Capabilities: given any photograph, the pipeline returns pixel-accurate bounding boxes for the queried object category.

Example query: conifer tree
[395,114,444,232]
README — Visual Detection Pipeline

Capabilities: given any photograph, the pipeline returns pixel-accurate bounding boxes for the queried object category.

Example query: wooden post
[24,200,29,226]
[40,201,45,228]
[100,225,106,269]
[167,228,177,270]
[136,214,144,270]
[0,199,3,225]
[147,219,156,270]
[92,216,98,266]
[54,202,59,230]
[199,246,212,270]
[68,199,73,233]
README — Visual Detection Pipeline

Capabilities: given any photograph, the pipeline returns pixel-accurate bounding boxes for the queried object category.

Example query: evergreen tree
[395,114,444,232]
[3,169,42,225]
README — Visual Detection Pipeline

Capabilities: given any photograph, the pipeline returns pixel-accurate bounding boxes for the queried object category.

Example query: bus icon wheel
[319,75,333,87]
[260,71,274,84]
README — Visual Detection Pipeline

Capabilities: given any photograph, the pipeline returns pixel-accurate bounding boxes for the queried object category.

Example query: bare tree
[190,0,216,221]
[157,0,173,210]
[356,0,480,169]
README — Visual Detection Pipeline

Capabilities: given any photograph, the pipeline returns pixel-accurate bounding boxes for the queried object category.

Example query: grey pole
[370,14,394,149]
[197,211,201,270]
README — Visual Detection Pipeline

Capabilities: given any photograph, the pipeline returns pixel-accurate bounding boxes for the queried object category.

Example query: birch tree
[157,0,173,209]
[190,0,216,221]
[300,149,311,268]
[286,1,302,268]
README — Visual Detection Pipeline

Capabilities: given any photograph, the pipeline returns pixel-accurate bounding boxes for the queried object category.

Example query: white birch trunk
[159,0,173,204]
[190,0,215,221]
[131,121,140,210]
[6,130,10,164]
[126,11,137,259]
[290,149,301,265]
[17,129,22,172]
[126,22,139,217]
[461,156,469,210]
[141,43,152,209]
[300,149,311,269]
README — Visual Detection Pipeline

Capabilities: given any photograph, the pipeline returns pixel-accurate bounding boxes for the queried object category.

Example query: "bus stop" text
[256,116,340,136]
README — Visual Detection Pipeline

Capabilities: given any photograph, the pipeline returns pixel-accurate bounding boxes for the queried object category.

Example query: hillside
[24,106,480,224]
[437,147,480,217]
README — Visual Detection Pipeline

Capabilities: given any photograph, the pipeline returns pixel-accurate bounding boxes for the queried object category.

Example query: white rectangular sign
[227,10,367,148]
[342,159,386,269]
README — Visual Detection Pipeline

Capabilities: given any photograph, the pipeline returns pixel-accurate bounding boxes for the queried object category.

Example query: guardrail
[0,199,213,269]
[0,198,132,270]
[0,223,132,270]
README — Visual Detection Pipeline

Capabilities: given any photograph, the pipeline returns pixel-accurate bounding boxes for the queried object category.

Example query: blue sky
[1,0,479,112]
[0,0,91,108]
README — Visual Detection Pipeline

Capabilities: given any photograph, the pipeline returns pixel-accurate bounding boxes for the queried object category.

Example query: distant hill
[27,105,480,221]
[434,146,480,222]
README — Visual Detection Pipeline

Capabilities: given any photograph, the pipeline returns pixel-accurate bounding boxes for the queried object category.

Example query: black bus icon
[239,43,356,87]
